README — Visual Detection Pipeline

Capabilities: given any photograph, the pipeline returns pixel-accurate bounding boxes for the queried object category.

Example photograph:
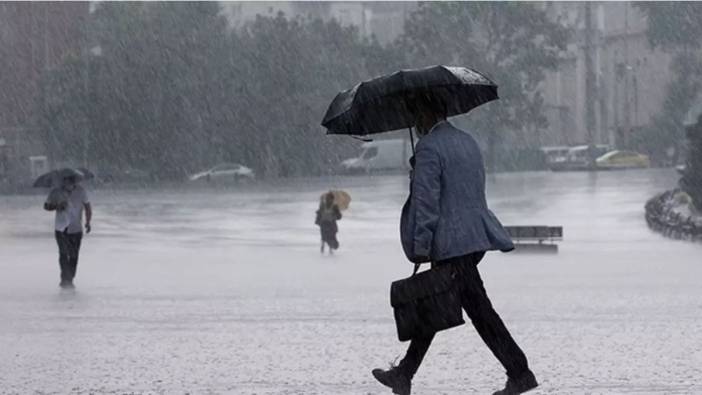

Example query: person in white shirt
[44,175,92,289]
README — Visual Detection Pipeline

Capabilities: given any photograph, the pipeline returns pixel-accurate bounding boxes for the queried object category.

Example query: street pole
[83,8,90,168]
[43,3,54,169]
[584,2,597,168]
[623,4,631,150]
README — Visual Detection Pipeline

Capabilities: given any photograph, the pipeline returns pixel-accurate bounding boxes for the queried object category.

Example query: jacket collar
[428,119,450,135]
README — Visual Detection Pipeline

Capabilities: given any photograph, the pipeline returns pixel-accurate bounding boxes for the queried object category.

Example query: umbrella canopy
[320,190,351,211]
[33,167,94,188]
[321,65,498,136]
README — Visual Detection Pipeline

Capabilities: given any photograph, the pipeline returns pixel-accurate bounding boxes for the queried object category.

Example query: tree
[36,55,90,165]
[682,121,702,209]
[632,54,702,164]
[636,3,702,50]
[636,3,702,164]
[226,13,404,177]
[397,2,569,148]
[38,2,236,179]
[34,4,405,180]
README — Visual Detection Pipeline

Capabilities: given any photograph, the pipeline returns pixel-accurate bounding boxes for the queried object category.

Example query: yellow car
[595,150,650,170]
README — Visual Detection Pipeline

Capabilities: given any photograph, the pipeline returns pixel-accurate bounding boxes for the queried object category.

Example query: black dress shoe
[493,370,538,395]
[59,281,75,289]
[372,367,411,395]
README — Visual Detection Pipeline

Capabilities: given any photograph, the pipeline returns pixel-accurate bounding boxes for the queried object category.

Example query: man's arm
[44,201,67,211]
[411,144,441,261]
[334,205,342,220]
[45,189,57,211]
[84,202,92,234]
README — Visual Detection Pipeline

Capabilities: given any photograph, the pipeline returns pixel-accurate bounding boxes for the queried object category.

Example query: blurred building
[0,2,89,184]
[541,2,675,148]
[220,1,416,44]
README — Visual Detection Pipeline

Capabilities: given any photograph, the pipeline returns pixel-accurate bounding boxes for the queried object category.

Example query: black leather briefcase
[390,264,465,342]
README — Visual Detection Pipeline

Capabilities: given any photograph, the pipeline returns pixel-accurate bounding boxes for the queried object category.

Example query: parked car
[340,139,412,174]
[595,150,650,170]
[548,144,611,171]
[99,167,152,184]
[540,146,571,169]
[189,163,255,182]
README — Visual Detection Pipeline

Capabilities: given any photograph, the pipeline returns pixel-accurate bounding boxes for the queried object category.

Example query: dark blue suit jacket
[400,121,514,263]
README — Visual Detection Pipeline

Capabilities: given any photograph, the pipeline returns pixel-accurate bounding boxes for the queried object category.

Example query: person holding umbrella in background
[38,168,93,289]
[315,190,350,255]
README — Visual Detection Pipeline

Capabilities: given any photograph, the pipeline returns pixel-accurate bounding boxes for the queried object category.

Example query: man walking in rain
[372,97,537,395]
[44,174,92,289]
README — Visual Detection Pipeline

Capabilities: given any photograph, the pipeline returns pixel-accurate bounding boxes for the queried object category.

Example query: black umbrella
[321,65,498,137]
[33,167,95,188]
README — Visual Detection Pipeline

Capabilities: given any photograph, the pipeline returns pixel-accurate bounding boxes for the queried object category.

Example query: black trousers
[55,230,83,283]
[398,252,530,380]
[319,221,339,250]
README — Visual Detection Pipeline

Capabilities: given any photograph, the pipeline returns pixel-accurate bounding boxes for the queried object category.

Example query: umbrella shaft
[408,128,416,156]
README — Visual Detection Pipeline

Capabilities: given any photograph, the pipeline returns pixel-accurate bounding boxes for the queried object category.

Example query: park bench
[504,225,563,253]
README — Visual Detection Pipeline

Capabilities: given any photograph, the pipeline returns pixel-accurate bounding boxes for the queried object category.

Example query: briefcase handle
[412,263,420,276]
[412,260,437,276]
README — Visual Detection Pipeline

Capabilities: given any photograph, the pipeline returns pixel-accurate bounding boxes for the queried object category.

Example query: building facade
[541,2,674,148]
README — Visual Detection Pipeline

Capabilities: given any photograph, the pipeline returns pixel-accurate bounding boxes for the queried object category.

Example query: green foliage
[636,3,702,163]
[396,2,569,143]
[36,3,396,180]
[37,55,90,164]
[683,124,702,209]
[231,13,400,177]
[636,2,702,50]
[633,53,702,163]
[35,2,571,179]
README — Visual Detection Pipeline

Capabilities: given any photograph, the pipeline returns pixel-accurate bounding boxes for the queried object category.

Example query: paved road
[1,169,700,394]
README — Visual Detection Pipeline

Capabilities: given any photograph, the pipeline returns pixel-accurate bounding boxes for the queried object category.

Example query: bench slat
[505,226,563,241]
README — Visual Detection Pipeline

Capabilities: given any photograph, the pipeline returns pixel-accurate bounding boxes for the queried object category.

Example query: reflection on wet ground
[1,169,700,393]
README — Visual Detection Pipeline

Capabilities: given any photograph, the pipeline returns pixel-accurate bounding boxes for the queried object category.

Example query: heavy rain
[0,2,701,394]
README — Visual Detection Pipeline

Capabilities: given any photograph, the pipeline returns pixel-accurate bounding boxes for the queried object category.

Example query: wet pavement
[1,169,700,394]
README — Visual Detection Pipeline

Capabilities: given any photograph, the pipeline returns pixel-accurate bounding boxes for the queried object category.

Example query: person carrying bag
[372,98,537,395]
